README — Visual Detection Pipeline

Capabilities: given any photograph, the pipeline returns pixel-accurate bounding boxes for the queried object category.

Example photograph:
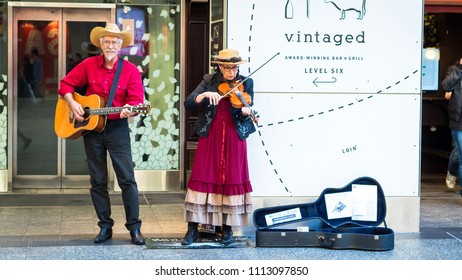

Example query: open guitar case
[253,176,394,251]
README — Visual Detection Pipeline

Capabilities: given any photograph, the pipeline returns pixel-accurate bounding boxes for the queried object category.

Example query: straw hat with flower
[211,49,247,65]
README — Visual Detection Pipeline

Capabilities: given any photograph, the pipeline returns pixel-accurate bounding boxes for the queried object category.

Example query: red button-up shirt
[58,55,144,120]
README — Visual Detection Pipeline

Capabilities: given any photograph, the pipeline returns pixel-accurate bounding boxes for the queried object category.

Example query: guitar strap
[106,59,124,108]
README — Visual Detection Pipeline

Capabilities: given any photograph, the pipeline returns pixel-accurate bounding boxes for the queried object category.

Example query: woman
[182,49,256,245]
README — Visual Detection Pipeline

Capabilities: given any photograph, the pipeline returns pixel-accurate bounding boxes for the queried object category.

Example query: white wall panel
[226,0,423,199]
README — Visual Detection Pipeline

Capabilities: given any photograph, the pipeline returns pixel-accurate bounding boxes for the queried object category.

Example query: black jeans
[84,118,142,231]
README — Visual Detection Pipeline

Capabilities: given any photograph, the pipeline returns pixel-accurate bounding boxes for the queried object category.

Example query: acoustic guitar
[54,92,151,140]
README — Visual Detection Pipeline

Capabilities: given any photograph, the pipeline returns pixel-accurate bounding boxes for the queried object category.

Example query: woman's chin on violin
[181,49,256,246]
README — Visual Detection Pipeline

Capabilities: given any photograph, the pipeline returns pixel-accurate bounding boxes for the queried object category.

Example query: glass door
[12,5,114,188]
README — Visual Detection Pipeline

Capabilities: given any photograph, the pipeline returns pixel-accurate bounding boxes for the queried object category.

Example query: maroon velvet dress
[184,98,253,226]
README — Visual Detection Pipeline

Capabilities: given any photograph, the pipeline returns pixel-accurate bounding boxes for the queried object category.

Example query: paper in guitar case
[253,176,394,251]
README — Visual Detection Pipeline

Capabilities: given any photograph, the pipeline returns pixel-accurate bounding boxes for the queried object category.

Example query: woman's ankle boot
[181,222,198,245]
[221,224,233,245]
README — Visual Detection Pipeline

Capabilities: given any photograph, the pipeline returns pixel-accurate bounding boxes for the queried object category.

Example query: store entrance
[10,5,114,188]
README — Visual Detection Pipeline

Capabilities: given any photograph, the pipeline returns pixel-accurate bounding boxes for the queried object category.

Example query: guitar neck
[86,106,131,116]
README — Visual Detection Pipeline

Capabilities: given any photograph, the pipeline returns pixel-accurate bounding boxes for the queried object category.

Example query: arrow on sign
[313,77,337,87]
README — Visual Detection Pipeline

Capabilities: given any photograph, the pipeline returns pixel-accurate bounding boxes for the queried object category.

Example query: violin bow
[220,52,281,98]
[220,52,280,124]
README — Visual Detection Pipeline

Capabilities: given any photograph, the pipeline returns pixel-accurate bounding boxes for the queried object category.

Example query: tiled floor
[0,191,188,242]
[0,178,461,260]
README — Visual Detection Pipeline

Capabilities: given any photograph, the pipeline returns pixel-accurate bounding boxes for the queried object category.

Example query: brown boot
[181,222,198,245]
[221,224,233,245]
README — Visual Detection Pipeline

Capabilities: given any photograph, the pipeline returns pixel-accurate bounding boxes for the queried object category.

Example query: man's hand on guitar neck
[120,104,134,119]
[64,92,85,122]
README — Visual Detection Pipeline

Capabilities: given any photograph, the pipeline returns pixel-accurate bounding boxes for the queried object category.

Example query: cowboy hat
[90,23,133,49]
[211,49,247,65]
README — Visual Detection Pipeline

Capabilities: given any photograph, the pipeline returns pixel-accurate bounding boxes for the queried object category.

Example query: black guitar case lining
[253,177,394,251]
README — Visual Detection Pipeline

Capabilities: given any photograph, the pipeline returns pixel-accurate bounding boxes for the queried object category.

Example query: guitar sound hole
[83,108,90,119]
[73,108,90,129]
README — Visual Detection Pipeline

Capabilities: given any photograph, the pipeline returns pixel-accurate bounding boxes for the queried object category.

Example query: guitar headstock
[132,103,151,115]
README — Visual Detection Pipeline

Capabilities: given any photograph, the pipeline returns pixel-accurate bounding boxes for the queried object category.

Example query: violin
[218,80,259,124]
[211,52,281,125]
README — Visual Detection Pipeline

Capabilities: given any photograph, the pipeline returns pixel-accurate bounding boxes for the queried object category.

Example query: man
[57,23,145,245]
[442,58,462,196]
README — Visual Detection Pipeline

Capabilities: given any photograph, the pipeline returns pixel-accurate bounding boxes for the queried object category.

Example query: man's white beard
[105,51,116,61]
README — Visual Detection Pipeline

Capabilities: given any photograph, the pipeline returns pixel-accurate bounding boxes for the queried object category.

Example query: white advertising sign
[225,0,422,197]
[246,93,420,196]
[227,0,423,94]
